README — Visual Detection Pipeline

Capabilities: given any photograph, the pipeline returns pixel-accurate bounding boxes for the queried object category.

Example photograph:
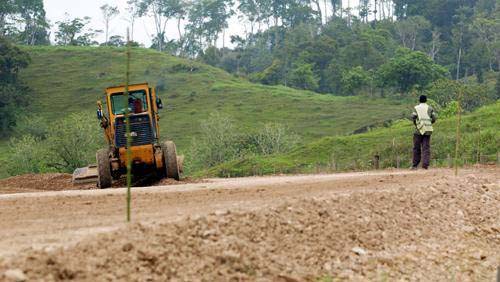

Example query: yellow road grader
[73,83,182,188]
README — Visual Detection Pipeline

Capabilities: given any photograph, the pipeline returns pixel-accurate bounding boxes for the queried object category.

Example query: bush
[425,79,491,112]
[439,101,459,119]
[44,113,103,172]
[188,113,299,172]
[13,115,50,139]
[255,123,300,155]
[288,63,319,91]
[376,48,448,94]
[252,59,283,85]
[341,66,370,95]
[188,113,239,170]
[6,112,103,175]
[6,135,51,175]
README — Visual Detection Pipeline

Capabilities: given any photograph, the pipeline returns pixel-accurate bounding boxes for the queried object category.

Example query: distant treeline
[0,0,500,95]
[1,0,499,132]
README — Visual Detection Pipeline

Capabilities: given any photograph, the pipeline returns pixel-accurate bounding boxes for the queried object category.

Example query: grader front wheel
[163,141,180,180]
[96,149,112,189]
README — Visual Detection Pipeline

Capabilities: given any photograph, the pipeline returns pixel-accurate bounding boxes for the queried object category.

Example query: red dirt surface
[0,173,200,195]
[0,169,498,281]
[0,173,94,193]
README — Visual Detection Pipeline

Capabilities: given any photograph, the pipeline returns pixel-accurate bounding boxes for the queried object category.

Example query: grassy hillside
[206,102,500,177]
[16,46,411,147]
[0,46,414,179]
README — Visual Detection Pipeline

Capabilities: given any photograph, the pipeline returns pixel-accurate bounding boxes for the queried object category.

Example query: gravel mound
[1,173,498,281]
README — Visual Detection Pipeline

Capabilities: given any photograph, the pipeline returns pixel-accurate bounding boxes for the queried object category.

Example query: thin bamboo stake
[454,88,463,177]
[125,29,132,222]
[476,125,481,164]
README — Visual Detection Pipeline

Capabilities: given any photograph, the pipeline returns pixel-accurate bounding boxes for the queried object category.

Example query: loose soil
[0,173,199,195]
[0,168,498,281]
[0,173,94,193]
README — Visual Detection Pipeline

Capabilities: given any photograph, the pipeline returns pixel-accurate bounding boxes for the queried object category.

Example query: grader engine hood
[114,114,155,147]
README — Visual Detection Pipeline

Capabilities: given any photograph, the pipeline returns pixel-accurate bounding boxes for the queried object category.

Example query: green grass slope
[18,46,410,149]
[207,102,500,177]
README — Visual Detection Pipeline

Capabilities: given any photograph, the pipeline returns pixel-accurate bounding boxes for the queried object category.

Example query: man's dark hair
[419,95,427,103]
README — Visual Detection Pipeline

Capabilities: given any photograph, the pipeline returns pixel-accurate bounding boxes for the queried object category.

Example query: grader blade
[72,165,98,185]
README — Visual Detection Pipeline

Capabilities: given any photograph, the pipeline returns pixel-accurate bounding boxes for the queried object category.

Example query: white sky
[43,0,363,47]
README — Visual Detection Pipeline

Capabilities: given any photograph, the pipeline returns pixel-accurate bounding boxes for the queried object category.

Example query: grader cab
[73,83,181,188]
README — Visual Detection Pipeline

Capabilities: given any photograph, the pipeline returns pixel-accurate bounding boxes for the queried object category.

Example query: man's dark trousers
[413,134,431,169]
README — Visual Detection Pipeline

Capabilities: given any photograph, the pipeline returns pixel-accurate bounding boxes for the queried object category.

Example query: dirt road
[0,168,499,281]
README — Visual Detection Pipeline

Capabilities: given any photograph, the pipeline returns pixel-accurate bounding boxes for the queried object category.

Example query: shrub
[341,66,370,95]
[13,115,50,139]
[255,123,300,155]
[6,112,103,175]
[188,113,299,172]
[188,113,239,170]
[6,135,51,175]
[425,79,491,111]
[288,63,319,91]
[44,113,103,172]
[439,101,459,119]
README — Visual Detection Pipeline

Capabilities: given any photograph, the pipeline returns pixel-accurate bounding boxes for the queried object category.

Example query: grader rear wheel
[96,149,112,189]
[163,141,180,180]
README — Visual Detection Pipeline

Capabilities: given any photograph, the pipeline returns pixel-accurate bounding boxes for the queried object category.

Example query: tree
[253,59,284,85]
[0,0,16,36]
[330,0,342,18]
[428,29,441,61]
[471,15,499,71]
[105,35,126,47]
[358,0,370,23]
[132,0,189,52]
[55,15,101,46]
[465,41,490,83]
[199,46,222,66]
[134,0,170,52]
[0,0,50,45]
[451,6,473,80]
[288,62,319,90]
[167,0,189,42]
[341,66,370,95]
[239,0,260,35]
[281,0,318,28]
[15,0,50,45]
[395,16,430,51]
[425,79,491,112]
[496,72,500,99]
[0,37,30,132]
[310,0,323,25]
[186,0,234,48]
[100,4,120,46]
[377,48,448,94]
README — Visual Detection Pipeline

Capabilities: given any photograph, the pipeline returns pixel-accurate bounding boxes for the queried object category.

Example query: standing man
[411,95,437,169]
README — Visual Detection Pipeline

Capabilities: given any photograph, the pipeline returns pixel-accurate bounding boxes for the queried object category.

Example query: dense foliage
[0,37,30,132]
[0,0,50,45]
[6,113,103,175]
[198,0,499,97]
[2,0,499,100]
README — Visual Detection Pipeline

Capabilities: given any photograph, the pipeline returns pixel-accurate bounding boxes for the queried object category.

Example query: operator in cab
[128,97,144,114]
